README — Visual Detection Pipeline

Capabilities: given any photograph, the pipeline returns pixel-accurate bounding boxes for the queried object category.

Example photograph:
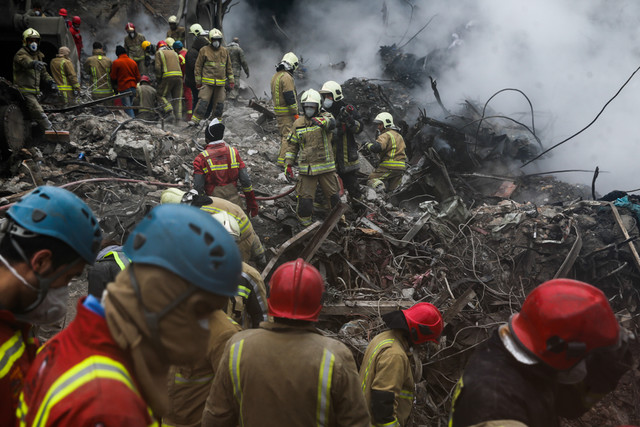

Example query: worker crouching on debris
[203,259,370,426]
[12,28,58,131]
[87,243,130,299]
[193,119,259,216]
[360,302,443,427]
[449,279,633,427]
[110,45,141,118]
[50,46,80,105]
[365,112,407,192]
[271,52,299,165]
[0,186,102,426]
[18,204,242,425]
[285,89,339,226]
[155,40,183,122]
[134,75,159,121]
[84,42,114,101]
[189,29,233,125]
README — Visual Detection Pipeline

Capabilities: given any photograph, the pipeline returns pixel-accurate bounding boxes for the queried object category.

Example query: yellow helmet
[141,40,151,50]
[160,188,186,205]
[168,15,178,24]
[189,23,204,36]
[22,28,41,42]
[373,112,394,129]
[211,211,240,238]
[209,28,223,41]
[281,52,299,71]
[301,89,321,108]
[165,37,175,48]
[319,80,343,102]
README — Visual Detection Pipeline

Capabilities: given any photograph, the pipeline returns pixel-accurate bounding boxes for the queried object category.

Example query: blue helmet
[7,186,102,264]
[123,204,241,296]
[172,40,183,51]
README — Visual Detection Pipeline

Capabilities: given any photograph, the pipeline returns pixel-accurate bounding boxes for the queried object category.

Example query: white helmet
[168,15,178,24]
[319,80,343,102]
[281,52,299,71]
[301,89,321,108]
[373,112,394,129]
[212,211,240,238]
[209,28,223,41]
[189,23,205,36]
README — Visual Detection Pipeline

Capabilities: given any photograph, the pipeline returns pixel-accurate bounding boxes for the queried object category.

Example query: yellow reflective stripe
[309,162,335,173]
[32,355,142,427]
[229,147,239,168]
[316,348,335,427]
[174,372,214,385]
[388,132,397,160]
[398,389,414,400]
[374,419,399,427]
[58,61,68,86]
[204,61,227,67]
[273,105,292,113]
[58,85,72,90]
[361,339,394,392]
[379,160,405,169]
[19,88,38,94]
[236,285,251,299]
[102,251,129,270]
[241,184,253,192]
[0,330,26,378]
[163,71,182,77]
[202,77,227,85]
[241,272,267,319]
[229,339,244,424]
[199,206,250,235]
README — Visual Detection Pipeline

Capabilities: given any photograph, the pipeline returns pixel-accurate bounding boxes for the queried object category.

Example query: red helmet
[125,22,135,32]
[510,279,620,371]
[58,8,68,17]
[402,303,443,344]
[140,75,151,83]
[156,40,167,49]
[268,258,324,321]
[72,16,81,26]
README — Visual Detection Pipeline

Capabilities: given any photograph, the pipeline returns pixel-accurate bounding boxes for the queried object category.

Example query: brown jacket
[154,48,182,80]
[50,56,79,92]
[285,113,336,176]
[134,83,157,116]
[84,49,113,97]
[165,310,241,427]
[194,45,233,87]
[167,27,186,44]
[12,47,53,96]
[375,129,407,170]
[124,33,147,62]
[203,321,370,427]
[226,263,267,329]
[359,330,415,426]
[270,70,297,116]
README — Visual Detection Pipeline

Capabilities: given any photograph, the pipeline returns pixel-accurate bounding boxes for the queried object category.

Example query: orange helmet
[125,22,135,32]
[156,40,167,49]
[402,302,443,344]
[510,279,620,370]
[268,259,324,321]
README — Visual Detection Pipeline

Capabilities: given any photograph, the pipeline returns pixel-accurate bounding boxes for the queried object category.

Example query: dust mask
[198,317,210,331]
[29,42,38,52]
[304,107,316,118]
[322,98,333,109]
[129,32,135,39]
[212,41,220,48]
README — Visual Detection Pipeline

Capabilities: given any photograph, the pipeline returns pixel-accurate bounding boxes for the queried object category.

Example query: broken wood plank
[261,221,321,280]
[609,202,640,274]
[43,130,70,143]
[320,300,414,316]
[300,202,348,261]
[248,99,276,119]
[553,225,582,279]
[493,180,517,198]
[442,287,477,323]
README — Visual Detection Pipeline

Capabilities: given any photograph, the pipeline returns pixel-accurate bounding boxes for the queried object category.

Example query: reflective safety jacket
[50,56,79,95]
[226,42,249,77]
[270,70,297,117]
[203,321,370,426]
[84,48,114,97]
[17,298,159,426]
[285,113,336,176]
[375,129,407,170]
[165,310,240,427]
[166,27,186,44]
[194,45,233,87]
[12,47,54,96]
[125,33,147,63]
[134,83,158,115]
[226,263,267,329]
[359,330,415,427]
[0,311,37,426]
[155,48,182,80]
[193,141,250,196]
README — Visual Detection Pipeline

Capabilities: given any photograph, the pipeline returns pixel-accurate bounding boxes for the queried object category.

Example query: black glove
[32,60,47,71]
[49,81,59,92]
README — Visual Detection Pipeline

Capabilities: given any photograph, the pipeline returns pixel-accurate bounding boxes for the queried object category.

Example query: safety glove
[285,164,295,181]
[244,190,259,217]
[49,81,59,93]
[229,81,235,89]
[311,116,328,128]
[32,60,47,71]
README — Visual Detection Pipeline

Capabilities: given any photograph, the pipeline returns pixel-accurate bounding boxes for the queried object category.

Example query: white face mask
[198,317,210,331]
[128,32,135,39]
[322,98,333,109]
[212,41,220,48]
[29,42,38,52]
[304,107,316,118]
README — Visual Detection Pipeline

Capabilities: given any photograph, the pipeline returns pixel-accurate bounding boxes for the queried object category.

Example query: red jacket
[193,141,247,196]
[17,297,158,426]
[110,53,140,92]
[69,25,83,58]
[0,311,37,426]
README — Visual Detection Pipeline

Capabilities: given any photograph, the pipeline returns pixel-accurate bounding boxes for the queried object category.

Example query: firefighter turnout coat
[270,70,297,117]
[194,45,233,87]
[285,113,336,176]
[84,48,114,98]
[375,129,407,171]
[13,47,54,96]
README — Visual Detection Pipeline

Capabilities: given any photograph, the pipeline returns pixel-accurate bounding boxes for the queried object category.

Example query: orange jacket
[110,53,140,92]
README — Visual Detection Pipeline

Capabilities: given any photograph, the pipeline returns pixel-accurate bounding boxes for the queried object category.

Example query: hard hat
[58,8,68,17]
[211,211,240,238]
[72,16,81,26]
[232,37,239,43]
[7,186,102,264]
[281,52,299,71]
[268,259,324,321]
[165,37,175,48]
[160,188,186,204]
[189,23,204,36]
[510,279,620,371]
[319,80,344,102]
[209,28,223,41]
[373,112,394,128]
[402,303,443,344]
[157,40,168,49]
[140,75,151,83]
[125,22,135,32]
[300,89,321,108]
[168,15,178,24]
[173,40,183,51]
[141,40,151,50]
[22,28,41,42]
[123,204,242,297]
[57,46,71,57]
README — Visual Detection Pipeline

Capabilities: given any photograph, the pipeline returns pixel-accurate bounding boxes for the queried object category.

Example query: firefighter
[271,52,299,166]
[203,259,370,426]
[284,89,339,226]
[124,22,147,76]
[133,75,159,121]
[185,24,209,111]
[192,119,259,216]
[84,41,114,101]
[86,244,130,299]
[189,28,233,125]
[319,80,364,200]
[155,40,183,122]
[12,28,58,131]
[226,37,249,101]
[50,46,80,105]
[360,303,444,427]
[166,15,185,45]
[173,40,192,120]
[0,186,102,426]
[58,8,70,27]
[110,45,140,118]
[449,279,633,427]
[17,204,242,425]
[69,16,83,59]
[365,112,407,192]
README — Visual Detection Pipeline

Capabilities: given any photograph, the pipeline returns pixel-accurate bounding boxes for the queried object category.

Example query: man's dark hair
[0,233,80,269]
[93,41,103,49]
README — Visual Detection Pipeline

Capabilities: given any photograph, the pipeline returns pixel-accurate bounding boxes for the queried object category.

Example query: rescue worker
[271,52,299,166]
[449,279,633,427]
[226,37,249,101]
[50,46,80,105]
[84,41,114,101]
[284,89,339,226]
[160,188,266,268]
[165,37,176,50]
[18,204,242,425]
[319,80,364,200]
[360,303,444,426]
[173,40,192,120]
[192,119,259,216]
[12,28,58,131]
[155,39,183,122]
[133,75,159,121]
[87,243,130,299]
[365,112,407,192]
[58,8,70,27]
[141,40,156,83]
[27,2,46,16]
[0,186,102,425]
[188,28,233,125]
[185,24,209,118]
[124,22,147,76]
[110,45,140,118]
[166,15,185,44]
[203,259,370,426]
[69,16,83,58]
